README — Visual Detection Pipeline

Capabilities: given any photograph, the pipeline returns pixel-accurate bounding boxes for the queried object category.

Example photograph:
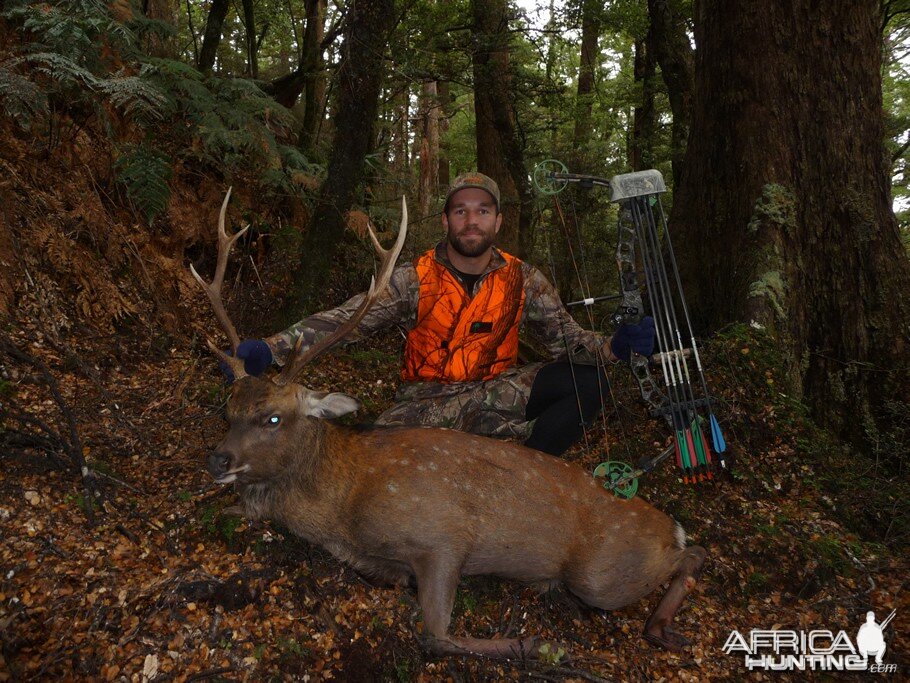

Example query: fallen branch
[0,333,101,524]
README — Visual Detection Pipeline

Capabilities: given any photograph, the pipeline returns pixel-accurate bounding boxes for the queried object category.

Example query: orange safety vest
[402,249,526,383]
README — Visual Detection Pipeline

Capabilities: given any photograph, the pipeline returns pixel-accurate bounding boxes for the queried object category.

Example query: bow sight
[534,160,729,496]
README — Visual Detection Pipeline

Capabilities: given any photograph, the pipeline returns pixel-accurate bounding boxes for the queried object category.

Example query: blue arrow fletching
[710,414,726,453]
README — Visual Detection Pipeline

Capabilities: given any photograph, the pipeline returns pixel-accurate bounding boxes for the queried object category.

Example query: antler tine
[277,197,408,385]
[189,187,249,376]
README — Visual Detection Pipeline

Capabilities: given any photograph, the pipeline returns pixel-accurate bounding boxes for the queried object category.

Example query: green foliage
[0,379,14,397]
[453,589,478,615]
[744,571,770,596]
[0,61,47,129]
[808,535,852,577]
[5,0,136,66]
[2,0,320,216]
[276,637,309,660]
[537,642,568,666]
[714,324,908,550]
[114,144,174,225]
[139,58,318,195]
[1,1,168,130]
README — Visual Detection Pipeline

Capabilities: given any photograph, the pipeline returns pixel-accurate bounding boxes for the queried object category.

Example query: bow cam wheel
[593,460,639,499]
[533,159,569,195]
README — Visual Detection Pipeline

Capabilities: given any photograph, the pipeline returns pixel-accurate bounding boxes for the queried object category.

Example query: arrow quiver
[535,163,729,489]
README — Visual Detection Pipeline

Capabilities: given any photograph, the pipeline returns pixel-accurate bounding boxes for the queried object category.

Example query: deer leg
[643,545,706,651]
[414,558,540,660]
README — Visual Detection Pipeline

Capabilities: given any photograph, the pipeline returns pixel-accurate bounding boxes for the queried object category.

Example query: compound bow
[533,160,728,496]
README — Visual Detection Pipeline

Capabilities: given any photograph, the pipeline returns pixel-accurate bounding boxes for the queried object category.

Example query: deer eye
[267,415,280,426]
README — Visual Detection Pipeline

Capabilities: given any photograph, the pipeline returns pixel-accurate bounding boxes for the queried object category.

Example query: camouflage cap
[444,172,501,212]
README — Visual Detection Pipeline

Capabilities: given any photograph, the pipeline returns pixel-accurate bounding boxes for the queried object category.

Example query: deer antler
[190,187,249,379]
[276,196,408,386]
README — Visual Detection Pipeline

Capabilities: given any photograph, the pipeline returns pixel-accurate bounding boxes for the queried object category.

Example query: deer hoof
[643,626,691,652]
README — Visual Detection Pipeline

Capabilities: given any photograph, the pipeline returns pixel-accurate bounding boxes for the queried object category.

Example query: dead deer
[191,190,707,659]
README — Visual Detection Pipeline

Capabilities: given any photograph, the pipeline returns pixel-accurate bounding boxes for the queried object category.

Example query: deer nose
[208,451,232,478]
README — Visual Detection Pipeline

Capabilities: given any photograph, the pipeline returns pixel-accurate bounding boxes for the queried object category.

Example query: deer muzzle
[207,450,234,481]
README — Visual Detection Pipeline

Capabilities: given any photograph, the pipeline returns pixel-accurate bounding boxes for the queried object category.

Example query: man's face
[443,187,502,258]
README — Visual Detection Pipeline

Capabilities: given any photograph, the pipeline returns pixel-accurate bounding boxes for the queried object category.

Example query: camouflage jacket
[268,242,606,368]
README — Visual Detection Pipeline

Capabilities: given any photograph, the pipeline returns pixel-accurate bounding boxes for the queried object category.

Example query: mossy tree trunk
[142,0,178,58]
[291,0,395,314]
[671,0,910,455]
[437,79,451,189]
[417,79,441,223]
[241,0,258,78]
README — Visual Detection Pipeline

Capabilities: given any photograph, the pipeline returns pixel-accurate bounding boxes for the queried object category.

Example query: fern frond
[114,144,173,225]
[19,52,100,89]
[279,145,317,173]
[97,74,168,123]
[0,60,48,128]
[140,59,212,115]
[140,58,204,82]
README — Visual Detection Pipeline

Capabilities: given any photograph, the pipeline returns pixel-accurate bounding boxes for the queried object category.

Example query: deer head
[190,189,408,484]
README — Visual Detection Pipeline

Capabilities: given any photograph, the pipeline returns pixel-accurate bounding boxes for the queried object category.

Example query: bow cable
[545,192,625,458]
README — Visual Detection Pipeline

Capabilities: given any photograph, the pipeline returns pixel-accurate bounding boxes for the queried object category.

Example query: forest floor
[1,312,907,682]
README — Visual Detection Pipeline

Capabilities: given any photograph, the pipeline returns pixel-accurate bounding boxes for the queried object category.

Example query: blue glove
[219,339,273,382]
[610,316,656,362]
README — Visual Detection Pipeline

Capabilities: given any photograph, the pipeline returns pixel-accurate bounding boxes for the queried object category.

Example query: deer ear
[305,391,360,419]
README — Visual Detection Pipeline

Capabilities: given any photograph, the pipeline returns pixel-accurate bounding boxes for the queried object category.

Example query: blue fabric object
[610,316,656,362]
[219,339,273,382]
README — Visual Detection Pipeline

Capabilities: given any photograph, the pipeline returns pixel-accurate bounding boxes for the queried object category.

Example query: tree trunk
[629,29,657,171]
[472,0,533,257]
[647,0,694,185]
[544,0,560,148]
[572,0,600,161]
[269,0,326,118]
[437,80,451,190]
[390,82,410,182]
[198,0,230,72]
[241,0,258,78]
[292,0,395,313]
[551,0,604,301]
[417,80,441,223]
[142,0,177,58]
[672,0,910,455]
[300,0,328,153]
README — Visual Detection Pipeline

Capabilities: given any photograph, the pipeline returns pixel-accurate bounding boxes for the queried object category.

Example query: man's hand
[220,339,273,382]
[609,316,656,362]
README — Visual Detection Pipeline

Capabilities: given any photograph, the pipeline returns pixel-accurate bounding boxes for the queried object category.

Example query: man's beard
[447,229,494,257]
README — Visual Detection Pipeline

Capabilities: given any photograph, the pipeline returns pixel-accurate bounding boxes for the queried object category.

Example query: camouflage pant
[374,362,546,440]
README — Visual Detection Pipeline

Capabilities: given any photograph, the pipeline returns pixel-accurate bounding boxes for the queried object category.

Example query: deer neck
[237,419,354,529]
